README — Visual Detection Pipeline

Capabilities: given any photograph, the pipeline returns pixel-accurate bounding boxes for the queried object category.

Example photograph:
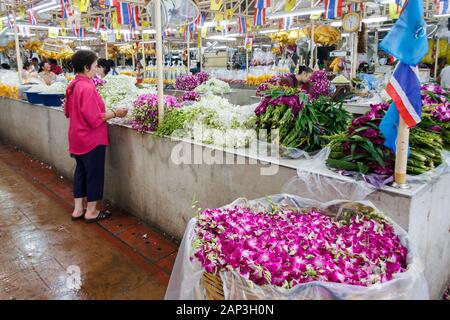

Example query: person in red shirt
[49,58,63,75]
[64,50,128,223]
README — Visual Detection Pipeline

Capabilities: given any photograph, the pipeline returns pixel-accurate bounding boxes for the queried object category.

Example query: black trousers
[72,145,106,202]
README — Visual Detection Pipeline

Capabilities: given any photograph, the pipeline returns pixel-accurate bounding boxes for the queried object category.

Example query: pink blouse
[64,74,108,155]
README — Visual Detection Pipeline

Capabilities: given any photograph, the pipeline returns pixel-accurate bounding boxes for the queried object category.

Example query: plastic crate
[40,93,65,107]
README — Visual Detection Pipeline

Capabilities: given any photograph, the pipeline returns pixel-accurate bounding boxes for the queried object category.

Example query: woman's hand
[114,108,128,118]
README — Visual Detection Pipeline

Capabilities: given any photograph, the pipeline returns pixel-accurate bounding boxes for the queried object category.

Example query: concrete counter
[0,97,448,299]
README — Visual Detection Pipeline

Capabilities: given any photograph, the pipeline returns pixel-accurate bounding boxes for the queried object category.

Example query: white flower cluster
[26,82,67,94]
[180,94,257,148]
[41,82,67,94]
[194,78,231,95]
[98,75,156,124]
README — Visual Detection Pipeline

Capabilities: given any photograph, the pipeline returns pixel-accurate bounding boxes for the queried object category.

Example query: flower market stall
[0,0,449,300]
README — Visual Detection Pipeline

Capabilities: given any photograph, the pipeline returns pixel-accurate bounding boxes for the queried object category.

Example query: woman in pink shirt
[64,50,128,223]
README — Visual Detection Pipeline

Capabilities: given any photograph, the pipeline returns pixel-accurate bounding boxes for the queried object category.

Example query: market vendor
[437,58,450,89]
[278,65,313,90]
[64,50,128,223]
[96,58,111,78]
[21,61,37,83]
[49,58,63,75]
[38,61,56,85]
[356,62,378,91]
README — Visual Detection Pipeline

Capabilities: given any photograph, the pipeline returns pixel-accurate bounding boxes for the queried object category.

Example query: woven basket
[202,272,225,300]
[201,272,262,300]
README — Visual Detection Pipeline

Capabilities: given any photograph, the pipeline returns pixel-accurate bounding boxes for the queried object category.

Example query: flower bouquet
[255,85,350,154]
[418,84,450,149]
[131,94,180,132]
[175,72,210,92]
[326,103,445,176]
[194,78,232,95]
[156,94,257,148]
[165,195,428,300]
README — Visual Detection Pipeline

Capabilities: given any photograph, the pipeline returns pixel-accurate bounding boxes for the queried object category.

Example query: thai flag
[94,16,101,32]
[379,63,423,151]
[60,0,73,19]
[116,2,131,25]
[254,0,270,8]
[19,26,30,37]
[28,6,37,25]
[254,8,266,26]
[238,16,247,33]
[437,0,450,14]
[283,17,293,30]
[194,13,205,30]
[221,24,229,36]
[130,5,140,28]
[188,20,195,32]
[387,63,422,127]
[325,0,343,19]
[79,27,86,39]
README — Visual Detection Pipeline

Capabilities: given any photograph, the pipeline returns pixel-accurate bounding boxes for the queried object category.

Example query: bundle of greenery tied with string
[255,85,351,153]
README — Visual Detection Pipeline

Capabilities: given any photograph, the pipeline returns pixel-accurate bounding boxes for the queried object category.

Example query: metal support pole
[12,8,23,84]
[155,0,165,124]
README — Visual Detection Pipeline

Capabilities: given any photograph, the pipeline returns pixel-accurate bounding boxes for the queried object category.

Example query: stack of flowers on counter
[419,84,450,149]
[156,94,257,148]
[192,201,409,289]
[307,70,331,99]
[98,74,138,110]
[0,83,19,99]
[175,72,210,91]
[326,103,444,176]
[194,78,232,95]
[97,74,156,125]
[131,94,180,132]
[179,91,200,103]
[255,85,350,153]
[41,82,67,94]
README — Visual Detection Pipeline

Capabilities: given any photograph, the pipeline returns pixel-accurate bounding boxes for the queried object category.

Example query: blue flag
[379,0,428,66]
[379,0,428,154]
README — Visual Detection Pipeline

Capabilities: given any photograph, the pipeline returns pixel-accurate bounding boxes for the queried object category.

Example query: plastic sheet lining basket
[202,273,224,300]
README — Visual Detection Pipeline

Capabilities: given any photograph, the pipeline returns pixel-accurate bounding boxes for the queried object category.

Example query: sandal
[71,209,87,221]
[85,210,112,224]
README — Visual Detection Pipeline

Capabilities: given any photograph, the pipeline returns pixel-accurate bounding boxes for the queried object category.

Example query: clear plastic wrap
[165,194,429,300]
[282,147,450,202]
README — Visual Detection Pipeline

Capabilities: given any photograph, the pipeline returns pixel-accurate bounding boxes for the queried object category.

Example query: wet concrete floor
[0,141,178,299]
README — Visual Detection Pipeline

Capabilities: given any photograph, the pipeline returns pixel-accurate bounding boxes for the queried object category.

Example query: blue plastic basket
[40,93,65,107]
[25,91,43,104]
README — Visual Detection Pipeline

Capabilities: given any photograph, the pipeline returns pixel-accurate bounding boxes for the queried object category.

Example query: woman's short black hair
[72,50,98,73]
[23,61,31,69]
[107,59,115,68]
[97,58,111,75]
[298,65,313,75]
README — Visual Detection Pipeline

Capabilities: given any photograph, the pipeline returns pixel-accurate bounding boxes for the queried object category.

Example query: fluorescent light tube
[331,16,388,27]
[37,4,60,14]
[268,8,325,20]
[28,0,57,12]
[207,36,237,41]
